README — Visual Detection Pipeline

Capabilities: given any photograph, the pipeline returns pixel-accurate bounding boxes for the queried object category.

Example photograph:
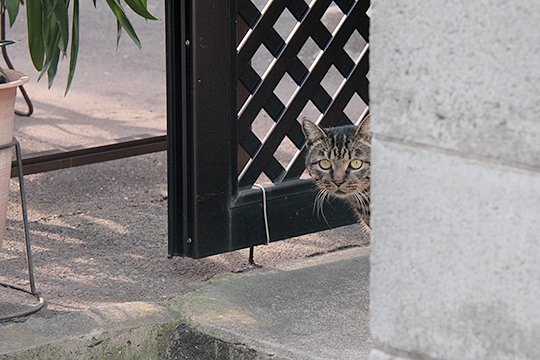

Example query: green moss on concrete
[0,320,179,360]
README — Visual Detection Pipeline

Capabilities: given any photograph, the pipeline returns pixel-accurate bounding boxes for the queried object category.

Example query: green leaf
[47,42,61,89]
[116,18,122,49]
[105,0,141,48]
[38,20,60,82]
[52,0,70,53]
[26,0,45,70]
[5,0,20,27]
[124,0,158,20]
[65,0,79,94]
[0,40,15,47]
[41,0,53,52]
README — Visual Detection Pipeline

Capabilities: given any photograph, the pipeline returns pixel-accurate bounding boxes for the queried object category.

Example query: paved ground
[1,2,370,358]
[0,248,370,360]
[1,150,367,310]
[180,248,372,360]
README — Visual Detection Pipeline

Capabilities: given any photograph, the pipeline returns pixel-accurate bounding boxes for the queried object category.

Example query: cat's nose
[334,180,346,186]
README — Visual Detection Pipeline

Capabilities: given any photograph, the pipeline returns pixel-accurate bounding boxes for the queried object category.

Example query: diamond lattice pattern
[237,0,370,188]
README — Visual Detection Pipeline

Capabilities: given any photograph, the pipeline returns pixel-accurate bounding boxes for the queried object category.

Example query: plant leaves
[65,0,79,94]
[124,0,158,20]
[105,0,141,48]
[47,41,61,89]
[41,0,53,54]
[5,0,20,27]
[38,20,59,82]
[116,18,122,49]
[26,0,45,70]
[52,0,70,53]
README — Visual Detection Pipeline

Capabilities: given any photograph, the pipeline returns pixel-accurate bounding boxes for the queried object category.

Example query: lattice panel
[237,0,370,188]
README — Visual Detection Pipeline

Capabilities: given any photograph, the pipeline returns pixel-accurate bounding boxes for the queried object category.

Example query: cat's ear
[301,118,327,145]
[355,114,371,140]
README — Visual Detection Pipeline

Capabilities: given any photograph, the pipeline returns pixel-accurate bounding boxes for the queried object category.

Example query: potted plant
[0,0,157,246]
[0,41,27,247]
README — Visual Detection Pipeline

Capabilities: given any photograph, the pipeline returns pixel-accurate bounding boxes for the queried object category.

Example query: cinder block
[369,0,540,168]
[370,349,411,360]
[370,137,540,360]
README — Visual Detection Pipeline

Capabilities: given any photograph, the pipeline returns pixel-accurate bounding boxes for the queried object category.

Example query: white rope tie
[252,184,270,245]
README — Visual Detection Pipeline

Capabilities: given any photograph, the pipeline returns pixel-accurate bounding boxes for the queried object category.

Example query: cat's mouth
[332,189,352,197]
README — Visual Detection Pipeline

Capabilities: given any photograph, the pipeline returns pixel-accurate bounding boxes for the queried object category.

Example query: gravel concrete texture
[369,0,540,169]
[371,139,540,360]
[180,247,371,360]
[370,0,540,359]
[369,350,409,360]
[0,248,370,360]
[370,138,540,360]
[0,151,367,313]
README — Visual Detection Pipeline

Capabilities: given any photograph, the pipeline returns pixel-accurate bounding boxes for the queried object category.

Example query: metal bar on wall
[10,134,166,178]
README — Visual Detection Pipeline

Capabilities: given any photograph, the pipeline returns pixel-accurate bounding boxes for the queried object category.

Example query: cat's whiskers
[358,191,370,213]
[354,193,368,216]
[359,188,370,201]
[314,189,330,227]
[313,189,323,215]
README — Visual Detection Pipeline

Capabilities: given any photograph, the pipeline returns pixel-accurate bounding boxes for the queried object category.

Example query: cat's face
[301,116,371,199]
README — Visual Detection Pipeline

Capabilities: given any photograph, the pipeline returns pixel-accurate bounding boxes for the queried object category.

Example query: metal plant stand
[0,138,45,321]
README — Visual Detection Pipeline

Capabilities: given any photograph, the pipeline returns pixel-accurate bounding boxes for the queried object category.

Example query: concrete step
[0,247,371,360]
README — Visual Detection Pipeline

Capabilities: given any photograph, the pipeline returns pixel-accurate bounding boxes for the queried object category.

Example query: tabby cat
[301,115,371,234]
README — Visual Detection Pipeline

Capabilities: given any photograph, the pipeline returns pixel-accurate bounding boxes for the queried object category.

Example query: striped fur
[301,116,371,235]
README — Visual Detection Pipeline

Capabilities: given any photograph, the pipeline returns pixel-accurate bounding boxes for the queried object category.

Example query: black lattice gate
[166,0,369,258]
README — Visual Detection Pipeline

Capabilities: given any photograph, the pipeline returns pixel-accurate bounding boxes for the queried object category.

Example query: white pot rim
[0,69,29,90]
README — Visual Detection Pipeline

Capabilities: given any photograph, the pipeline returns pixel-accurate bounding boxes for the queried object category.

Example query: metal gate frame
[166,0,369,258]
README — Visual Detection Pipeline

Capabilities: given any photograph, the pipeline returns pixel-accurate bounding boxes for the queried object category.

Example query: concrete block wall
[369,1,540,359]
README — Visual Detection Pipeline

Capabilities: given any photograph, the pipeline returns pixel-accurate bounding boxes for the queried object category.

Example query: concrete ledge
[0,295,283,360]
[1,300,178,359]
[0,248,370,360]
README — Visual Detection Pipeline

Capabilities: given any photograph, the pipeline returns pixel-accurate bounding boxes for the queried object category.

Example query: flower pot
[0,69,29,247]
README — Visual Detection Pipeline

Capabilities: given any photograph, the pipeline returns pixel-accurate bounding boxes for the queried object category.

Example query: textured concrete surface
[371,139,540,360]
[181,247,371,360]
[369,349,409,360]
[369,0,540,170]
[0,248,370,360]
[370,0,540,359]
[0,151,367,311]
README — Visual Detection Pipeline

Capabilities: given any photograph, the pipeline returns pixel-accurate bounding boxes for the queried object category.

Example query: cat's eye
[350,159,363,169]
[319,159,332,170]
